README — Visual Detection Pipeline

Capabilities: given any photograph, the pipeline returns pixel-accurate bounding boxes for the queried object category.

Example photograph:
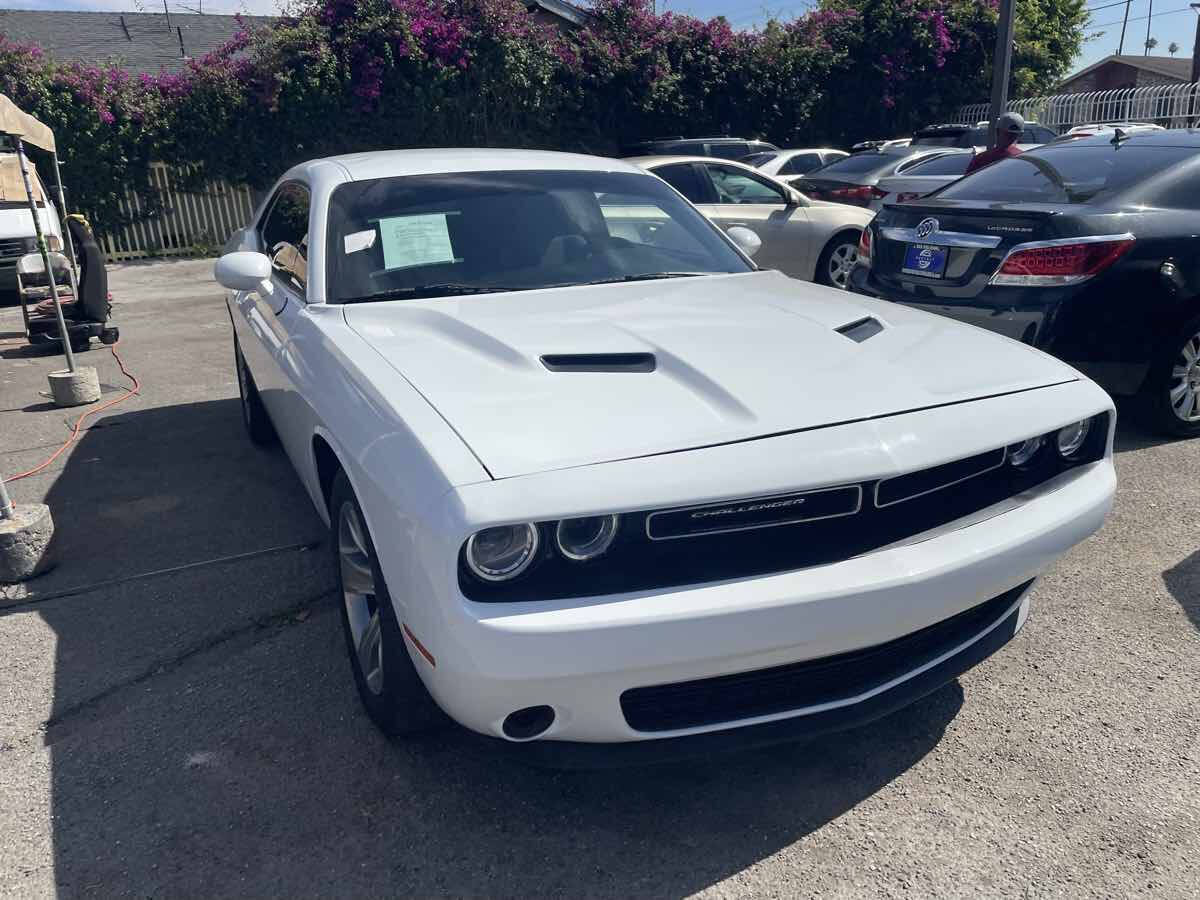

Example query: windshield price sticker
[378,213,460,271]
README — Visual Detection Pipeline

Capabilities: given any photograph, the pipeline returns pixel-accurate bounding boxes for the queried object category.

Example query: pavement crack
[39,587,336,747]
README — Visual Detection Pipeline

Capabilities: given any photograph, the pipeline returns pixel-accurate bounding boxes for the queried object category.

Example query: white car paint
[0,155,62,289]
[749,148,848,180]
[217,148,1116,758]
[628,155,871,286]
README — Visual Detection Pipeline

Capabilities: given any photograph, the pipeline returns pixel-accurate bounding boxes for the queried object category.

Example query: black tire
[815,231,862,289]
[330,470,445,736]
[234,339,277,446]
[1141,313,1200,439]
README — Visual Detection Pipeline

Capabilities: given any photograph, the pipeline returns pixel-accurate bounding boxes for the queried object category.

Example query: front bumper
[413,453,1113,752]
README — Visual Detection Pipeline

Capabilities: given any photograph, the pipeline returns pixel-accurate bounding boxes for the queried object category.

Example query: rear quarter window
[938,145,1199,204]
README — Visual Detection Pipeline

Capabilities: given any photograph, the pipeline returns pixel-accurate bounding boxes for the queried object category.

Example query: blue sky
[15,0,1200,76]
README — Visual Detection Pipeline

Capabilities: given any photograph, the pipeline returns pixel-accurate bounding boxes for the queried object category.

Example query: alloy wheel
[1168,330,1200,423]
[338,500,384,695]
[827,242,859,289]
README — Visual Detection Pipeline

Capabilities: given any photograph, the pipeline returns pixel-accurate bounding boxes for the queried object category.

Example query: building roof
[1060,54,1194,88]
[527,0,591,27]
[0,10,276,75]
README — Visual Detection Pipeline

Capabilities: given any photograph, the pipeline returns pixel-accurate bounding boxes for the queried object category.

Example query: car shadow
[10,399,964,895]
[1112,397,1181,454]
[1163,550,1200,633]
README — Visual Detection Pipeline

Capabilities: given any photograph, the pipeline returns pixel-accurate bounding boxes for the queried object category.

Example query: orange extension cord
[7,342,141,482]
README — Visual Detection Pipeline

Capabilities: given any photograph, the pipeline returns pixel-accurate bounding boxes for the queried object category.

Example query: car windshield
[813,151,908,176]
[937,144,1197,204]
[325,170,752,303]
[903,153,973,176]
[741,152,778,167]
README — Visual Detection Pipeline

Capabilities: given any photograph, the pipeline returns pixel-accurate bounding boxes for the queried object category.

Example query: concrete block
[0,503,56,583]
[48,366,100,407]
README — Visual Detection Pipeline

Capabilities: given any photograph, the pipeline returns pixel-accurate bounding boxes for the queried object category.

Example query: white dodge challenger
[216,149,1116,765]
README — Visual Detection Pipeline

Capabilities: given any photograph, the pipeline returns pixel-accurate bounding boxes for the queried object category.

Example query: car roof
[312,148,646,181]
[625,155,761,170]
[1040,129,1200,149]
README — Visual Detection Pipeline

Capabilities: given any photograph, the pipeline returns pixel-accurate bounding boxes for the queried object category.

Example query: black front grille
[0,238,26,258]
[460,414,1108,603]
[621,580,1030,732]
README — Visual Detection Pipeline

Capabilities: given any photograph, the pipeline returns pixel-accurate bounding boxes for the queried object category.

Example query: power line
[1091,3,1196,27]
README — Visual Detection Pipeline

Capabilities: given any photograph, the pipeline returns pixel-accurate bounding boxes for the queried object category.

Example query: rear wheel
[816,232,861,289]
[1143,314,1200,438]
[331,470,444,736]
[234,339,276,446]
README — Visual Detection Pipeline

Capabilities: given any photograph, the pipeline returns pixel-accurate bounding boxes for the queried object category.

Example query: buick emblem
[915,217,940,239]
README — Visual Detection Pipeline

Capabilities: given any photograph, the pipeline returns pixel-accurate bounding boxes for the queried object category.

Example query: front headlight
[1055,419,1091,458]
[1007,436,1043,467]
[465,523,539,581]
[556,515,620,561]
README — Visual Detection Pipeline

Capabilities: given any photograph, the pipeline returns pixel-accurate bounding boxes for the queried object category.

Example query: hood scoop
[540,353,657,373]
[836,316,885,344]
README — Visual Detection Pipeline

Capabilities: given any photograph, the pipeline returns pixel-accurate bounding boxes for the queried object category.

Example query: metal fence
[93,162,257,262]
[954,82,1200,133]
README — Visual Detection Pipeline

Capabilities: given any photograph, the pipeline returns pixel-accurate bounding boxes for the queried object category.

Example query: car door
[692,162,814,278]
[234,181,310,430]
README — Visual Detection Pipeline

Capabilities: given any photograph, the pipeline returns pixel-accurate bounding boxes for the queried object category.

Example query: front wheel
[1143,314,1200,438]
[234,339,276,446]
[816,232,861,289]
[330,470,445,736]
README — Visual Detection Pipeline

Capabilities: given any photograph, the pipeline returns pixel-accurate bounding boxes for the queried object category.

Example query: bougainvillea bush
[0,0,1086,230]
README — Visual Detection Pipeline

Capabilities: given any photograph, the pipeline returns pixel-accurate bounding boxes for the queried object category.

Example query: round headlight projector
[1008,436,1042,467]
[556,515,620,561]
[466,523,539,581]
[1055,419,1091,458]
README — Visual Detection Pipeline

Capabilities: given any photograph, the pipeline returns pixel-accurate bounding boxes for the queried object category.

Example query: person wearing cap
[964,112,1026,174]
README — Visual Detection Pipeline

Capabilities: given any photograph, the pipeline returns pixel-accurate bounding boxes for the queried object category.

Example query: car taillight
[990,236,1135,286]
[829,185,888,206]
[857,227,872,267]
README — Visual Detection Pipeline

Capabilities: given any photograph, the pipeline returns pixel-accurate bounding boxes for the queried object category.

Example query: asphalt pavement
[0,260,1197,897]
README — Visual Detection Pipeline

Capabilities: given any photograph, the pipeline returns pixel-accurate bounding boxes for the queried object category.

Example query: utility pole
[1145,0,1154,54]
[988,0,1017,149]
[1118,0,1131,54]
[1190,4,1200,125]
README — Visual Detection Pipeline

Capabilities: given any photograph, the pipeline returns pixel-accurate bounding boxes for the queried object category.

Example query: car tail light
[828,185,888,206]
[990,236,1135,286]
[857,227,872,267]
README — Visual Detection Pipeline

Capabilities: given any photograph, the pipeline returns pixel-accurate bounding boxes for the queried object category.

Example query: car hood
[345,270,1079,478]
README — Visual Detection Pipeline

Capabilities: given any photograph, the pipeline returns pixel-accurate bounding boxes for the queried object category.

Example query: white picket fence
[954,82,1200,133]
[94,162,257,262]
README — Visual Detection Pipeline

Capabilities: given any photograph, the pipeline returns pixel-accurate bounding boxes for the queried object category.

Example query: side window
[704,164,788,204]
[654,163,709,204]
[779,153,822,176]
[259,183,310,295]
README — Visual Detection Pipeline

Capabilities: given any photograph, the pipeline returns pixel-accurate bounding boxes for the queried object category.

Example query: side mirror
[786,186,806,206]
[215,251,273,295]
[726,225,762,259]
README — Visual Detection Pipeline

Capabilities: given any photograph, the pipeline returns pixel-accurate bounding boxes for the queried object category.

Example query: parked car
[870,149,976,210]
[631,154,871,287]
[740,148,849,183]
[1051,122,1165,143]
[214,148,1115,764]
[0,153,63,298]
[849,130,1200,436]
[618,136,778,160]
[913,121,1057,148]
[791,146,958,208]
[851,138,911,153]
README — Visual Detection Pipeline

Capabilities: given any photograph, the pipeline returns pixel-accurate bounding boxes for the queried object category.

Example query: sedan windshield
[325,170,752,303]
[937,145,1197,205]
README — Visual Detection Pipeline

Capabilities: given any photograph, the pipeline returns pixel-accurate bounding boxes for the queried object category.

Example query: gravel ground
[1,259,1197,898]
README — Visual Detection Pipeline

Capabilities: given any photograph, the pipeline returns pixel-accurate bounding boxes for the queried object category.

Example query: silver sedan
[630,155,872,289]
